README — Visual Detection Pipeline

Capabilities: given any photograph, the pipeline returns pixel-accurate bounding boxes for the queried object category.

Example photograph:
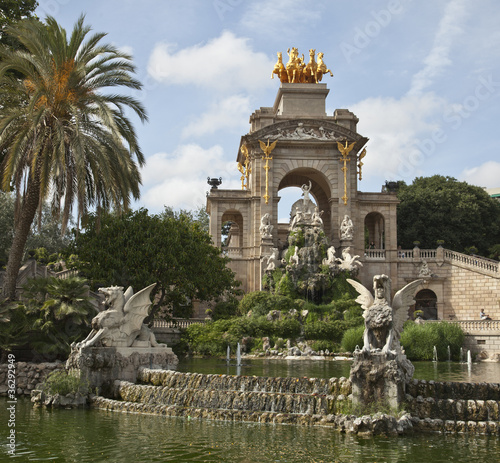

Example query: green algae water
[1,397,500,462]
[2,360,500,461]
[177,357,500,383]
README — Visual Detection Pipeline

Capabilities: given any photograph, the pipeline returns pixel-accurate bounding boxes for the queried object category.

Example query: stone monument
[67,283,178,393]
[347,275,422,410]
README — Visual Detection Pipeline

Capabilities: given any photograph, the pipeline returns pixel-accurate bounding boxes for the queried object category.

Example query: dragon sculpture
[76,283,160,349]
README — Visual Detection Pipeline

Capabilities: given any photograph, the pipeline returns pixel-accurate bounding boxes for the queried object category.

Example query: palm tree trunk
[3,173,41,300]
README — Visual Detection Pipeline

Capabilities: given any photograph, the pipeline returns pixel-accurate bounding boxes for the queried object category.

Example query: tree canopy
[397,175,500,255]
[69,208,240,320]
[0,1,38,48]
[0,15,147,299]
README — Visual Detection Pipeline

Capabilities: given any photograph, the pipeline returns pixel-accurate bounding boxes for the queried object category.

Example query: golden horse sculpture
[272,48,333,84]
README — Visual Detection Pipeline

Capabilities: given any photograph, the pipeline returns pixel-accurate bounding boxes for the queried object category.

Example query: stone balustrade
[153,318,207,329]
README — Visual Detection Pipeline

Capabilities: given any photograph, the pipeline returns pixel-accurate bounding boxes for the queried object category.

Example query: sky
[35,0,500,220]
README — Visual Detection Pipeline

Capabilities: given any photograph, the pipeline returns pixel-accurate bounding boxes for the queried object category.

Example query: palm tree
[0,15,147,299]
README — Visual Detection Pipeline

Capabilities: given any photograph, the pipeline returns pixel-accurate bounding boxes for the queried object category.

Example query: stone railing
[429,319,500,334]
[54,269,78,279]
[153,318,208,329]
[364,249,386,259]
[444,249,499,274]
[364,247,499,277]
[222,246,243,258]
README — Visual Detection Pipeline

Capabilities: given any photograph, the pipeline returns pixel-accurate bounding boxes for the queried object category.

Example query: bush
[273,318,301,339]
[310,340,337,352]
[401,321,465,361]
[208,298,239,321]
[304,320,345,342]
[238,291,298,317]
[341,325,364,353]
[42,370,89,395]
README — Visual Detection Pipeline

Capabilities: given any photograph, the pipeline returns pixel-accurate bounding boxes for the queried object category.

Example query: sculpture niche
[347,275,423,409]
[77,284,160,349]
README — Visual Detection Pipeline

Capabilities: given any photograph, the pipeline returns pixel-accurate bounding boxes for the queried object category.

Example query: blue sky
[36,0,500,219]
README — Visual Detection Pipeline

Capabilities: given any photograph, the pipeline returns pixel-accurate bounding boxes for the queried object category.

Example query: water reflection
[176,357,500,383]
[2,398,499,462]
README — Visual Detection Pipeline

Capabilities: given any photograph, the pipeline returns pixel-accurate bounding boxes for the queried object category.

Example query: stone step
[115,381,334,415]
[407,379,500,401]
[138,368,350,396]
[407,397,500,422]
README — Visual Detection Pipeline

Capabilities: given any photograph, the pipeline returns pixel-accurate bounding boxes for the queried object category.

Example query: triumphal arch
[207,49,399,292]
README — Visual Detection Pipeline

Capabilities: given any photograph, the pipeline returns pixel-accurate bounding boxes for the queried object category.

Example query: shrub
[304,320,345,342]
[209,298,239,321]
[42,370,89,395]
[273,318,301,339]
[310,340,337,352]
[341,325,364,353]
[401,321,465,361]
[238,291,298,317]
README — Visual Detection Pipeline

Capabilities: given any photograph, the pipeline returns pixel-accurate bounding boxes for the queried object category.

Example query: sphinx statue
[76,283,160,349]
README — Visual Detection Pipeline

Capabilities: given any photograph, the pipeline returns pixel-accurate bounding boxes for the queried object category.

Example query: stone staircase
[92,369,351,426]
[405,379,500,433]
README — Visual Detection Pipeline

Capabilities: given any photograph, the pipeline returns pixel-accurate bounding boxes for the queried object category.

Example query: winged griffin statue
[76,283,160,349]
[347,276,422,358]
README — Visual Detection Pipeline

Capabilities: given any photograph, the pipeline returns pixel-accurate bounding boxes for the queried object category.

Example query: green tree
[0,15,147,299]
[0,1,38,48]
[0,191,15,267]
[397,176,500,255]
[69,208,240,321]
[0,276,95,358]
[0,191,72,268]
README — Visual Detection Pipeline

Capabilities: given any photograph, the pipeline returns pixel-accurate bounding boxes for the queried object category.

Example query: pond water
[177,357,500,384]
[2,359,500,462]
[2,397,500,462]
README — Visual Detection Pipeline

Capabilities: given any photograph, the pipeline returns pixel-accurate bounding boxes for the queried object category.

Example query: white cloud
[141,144,240,211]
[409,0,468,95]
[117,45,134,57]
[240,0,322,36]
[460,161,500,188]
[147,31,274,93]
[181,95,251,138]
[351,92,447,181]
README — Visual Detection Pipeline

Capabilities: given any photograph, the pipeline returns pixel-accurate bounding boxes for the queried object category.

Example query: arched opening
[413,289,438,320]
[221,210,244,257]
[364,212,385,249]
[277,169,331,238]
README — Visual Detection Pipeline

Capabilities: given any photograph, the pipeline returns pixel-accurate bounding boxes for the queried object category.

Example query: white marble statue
[311,206,323,227]
[340,214,354,240]
[301,181,312,204]
[322,246,337,266]
[262,248,280,272]
[418,260,433,277]
[289,247,300,266]
[76,284,160,349]
[347,275,423,357]
[337,247,363,271]
[259,213,274,239]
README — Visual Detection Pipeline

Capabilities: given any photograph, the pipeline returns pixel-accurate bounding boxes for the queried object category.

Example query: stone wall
[0,362,65,396]
[89,368,500,435]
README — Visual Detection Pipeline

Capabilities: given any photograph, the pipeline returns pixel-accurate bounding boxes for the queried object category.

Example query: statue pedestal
[350,350,414,410]
[66,346,178,395]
